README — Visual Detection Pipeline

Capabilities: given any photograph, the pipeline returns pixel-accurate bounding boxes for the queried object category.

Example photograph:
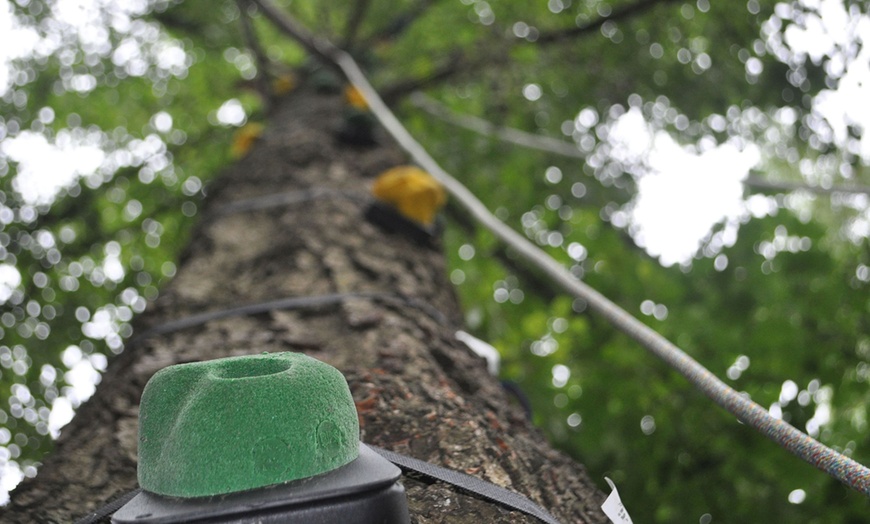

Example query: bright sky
[632,130,760,266]
[612,0,870,266]
[1,130,106,204]
[598,106,760,266]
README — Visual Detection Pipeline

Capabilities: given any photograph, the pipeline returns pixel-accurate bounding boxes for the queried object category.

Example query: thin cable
[251,0,870,496]
[214,188,368,216]
[744,175,870,196]
[131,292,448,344]
[410,93,586,159]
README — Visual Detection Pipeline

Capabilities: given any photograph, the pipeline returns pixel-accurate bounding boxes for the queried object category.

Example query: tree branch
[381,0,682,104]
[362,0,681,103]
[379,56,468,104]
[249,0,870,496]
[744,175,870,196]
[357,0,443,49]
[411,92,586,159]
[535,0,681,44]
[237,0,273,112]
[413,96,870,200]
[249,0,345,79]
[340,0,372,51]
[384,0,682,99]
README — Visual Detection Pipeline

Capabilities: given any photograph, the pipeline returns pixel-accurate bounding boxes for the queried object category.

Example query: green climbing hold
[137,352,360,498]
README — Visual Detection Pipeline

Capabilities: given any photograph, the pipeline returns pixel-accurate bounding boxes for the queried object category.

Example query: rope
[250,0,870,496]
[619,317,870,494]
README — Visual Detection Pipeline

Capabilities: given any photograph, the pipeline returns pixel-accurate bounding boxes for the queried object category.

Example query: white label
[601,477,633,524]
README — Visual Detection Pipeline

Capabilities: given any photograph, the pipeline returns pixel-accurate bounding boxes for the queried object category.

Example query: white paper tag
[601,477,633,524]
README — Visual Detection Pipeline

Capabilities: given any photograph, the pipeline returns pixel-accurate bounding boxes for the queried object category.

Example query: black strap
[74,488,142,524]
[74,449,561,524]
[371,446,561,524]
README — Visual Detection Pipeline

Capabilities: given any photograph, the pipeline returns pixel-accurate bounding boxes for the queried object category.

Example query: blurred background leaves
[0,0,869,522]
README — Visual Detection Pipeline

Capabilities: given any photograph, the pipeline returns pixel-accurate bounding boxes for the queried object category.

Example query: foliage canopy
[0,0,868,521]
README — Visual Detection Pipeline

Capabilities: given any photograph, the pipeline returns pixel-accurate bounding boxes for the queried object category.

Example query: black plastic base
[113,444,410,524]
[364,202,440,247]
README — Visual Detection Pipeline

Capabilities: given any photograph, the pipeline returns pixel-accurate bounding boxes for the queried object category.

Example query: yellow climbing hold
[344,84,368,111]
[271,73,296,96]
[372,166,447,226]
[231,122,264,159]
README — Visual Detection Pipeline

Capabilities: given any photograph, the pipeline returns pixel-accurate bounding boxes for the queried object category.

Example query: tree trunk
[1,88,608,523]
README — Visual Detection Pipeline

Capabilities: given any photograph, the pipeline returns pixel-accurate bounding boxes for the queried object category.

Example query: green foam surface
[137,352,360,498]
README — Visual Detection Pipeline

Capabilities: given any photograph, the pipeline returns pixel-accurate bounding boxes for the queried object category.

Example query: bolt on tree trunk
[2,88,608,523]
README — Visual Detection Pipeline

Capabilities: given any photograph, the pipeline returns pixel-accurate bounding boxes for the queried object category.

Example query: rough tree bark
[2,87,608,523]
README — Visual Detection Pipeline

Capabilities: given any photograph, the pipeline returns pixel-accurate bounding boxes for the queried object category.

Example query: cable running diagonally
[249,0,870,497]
